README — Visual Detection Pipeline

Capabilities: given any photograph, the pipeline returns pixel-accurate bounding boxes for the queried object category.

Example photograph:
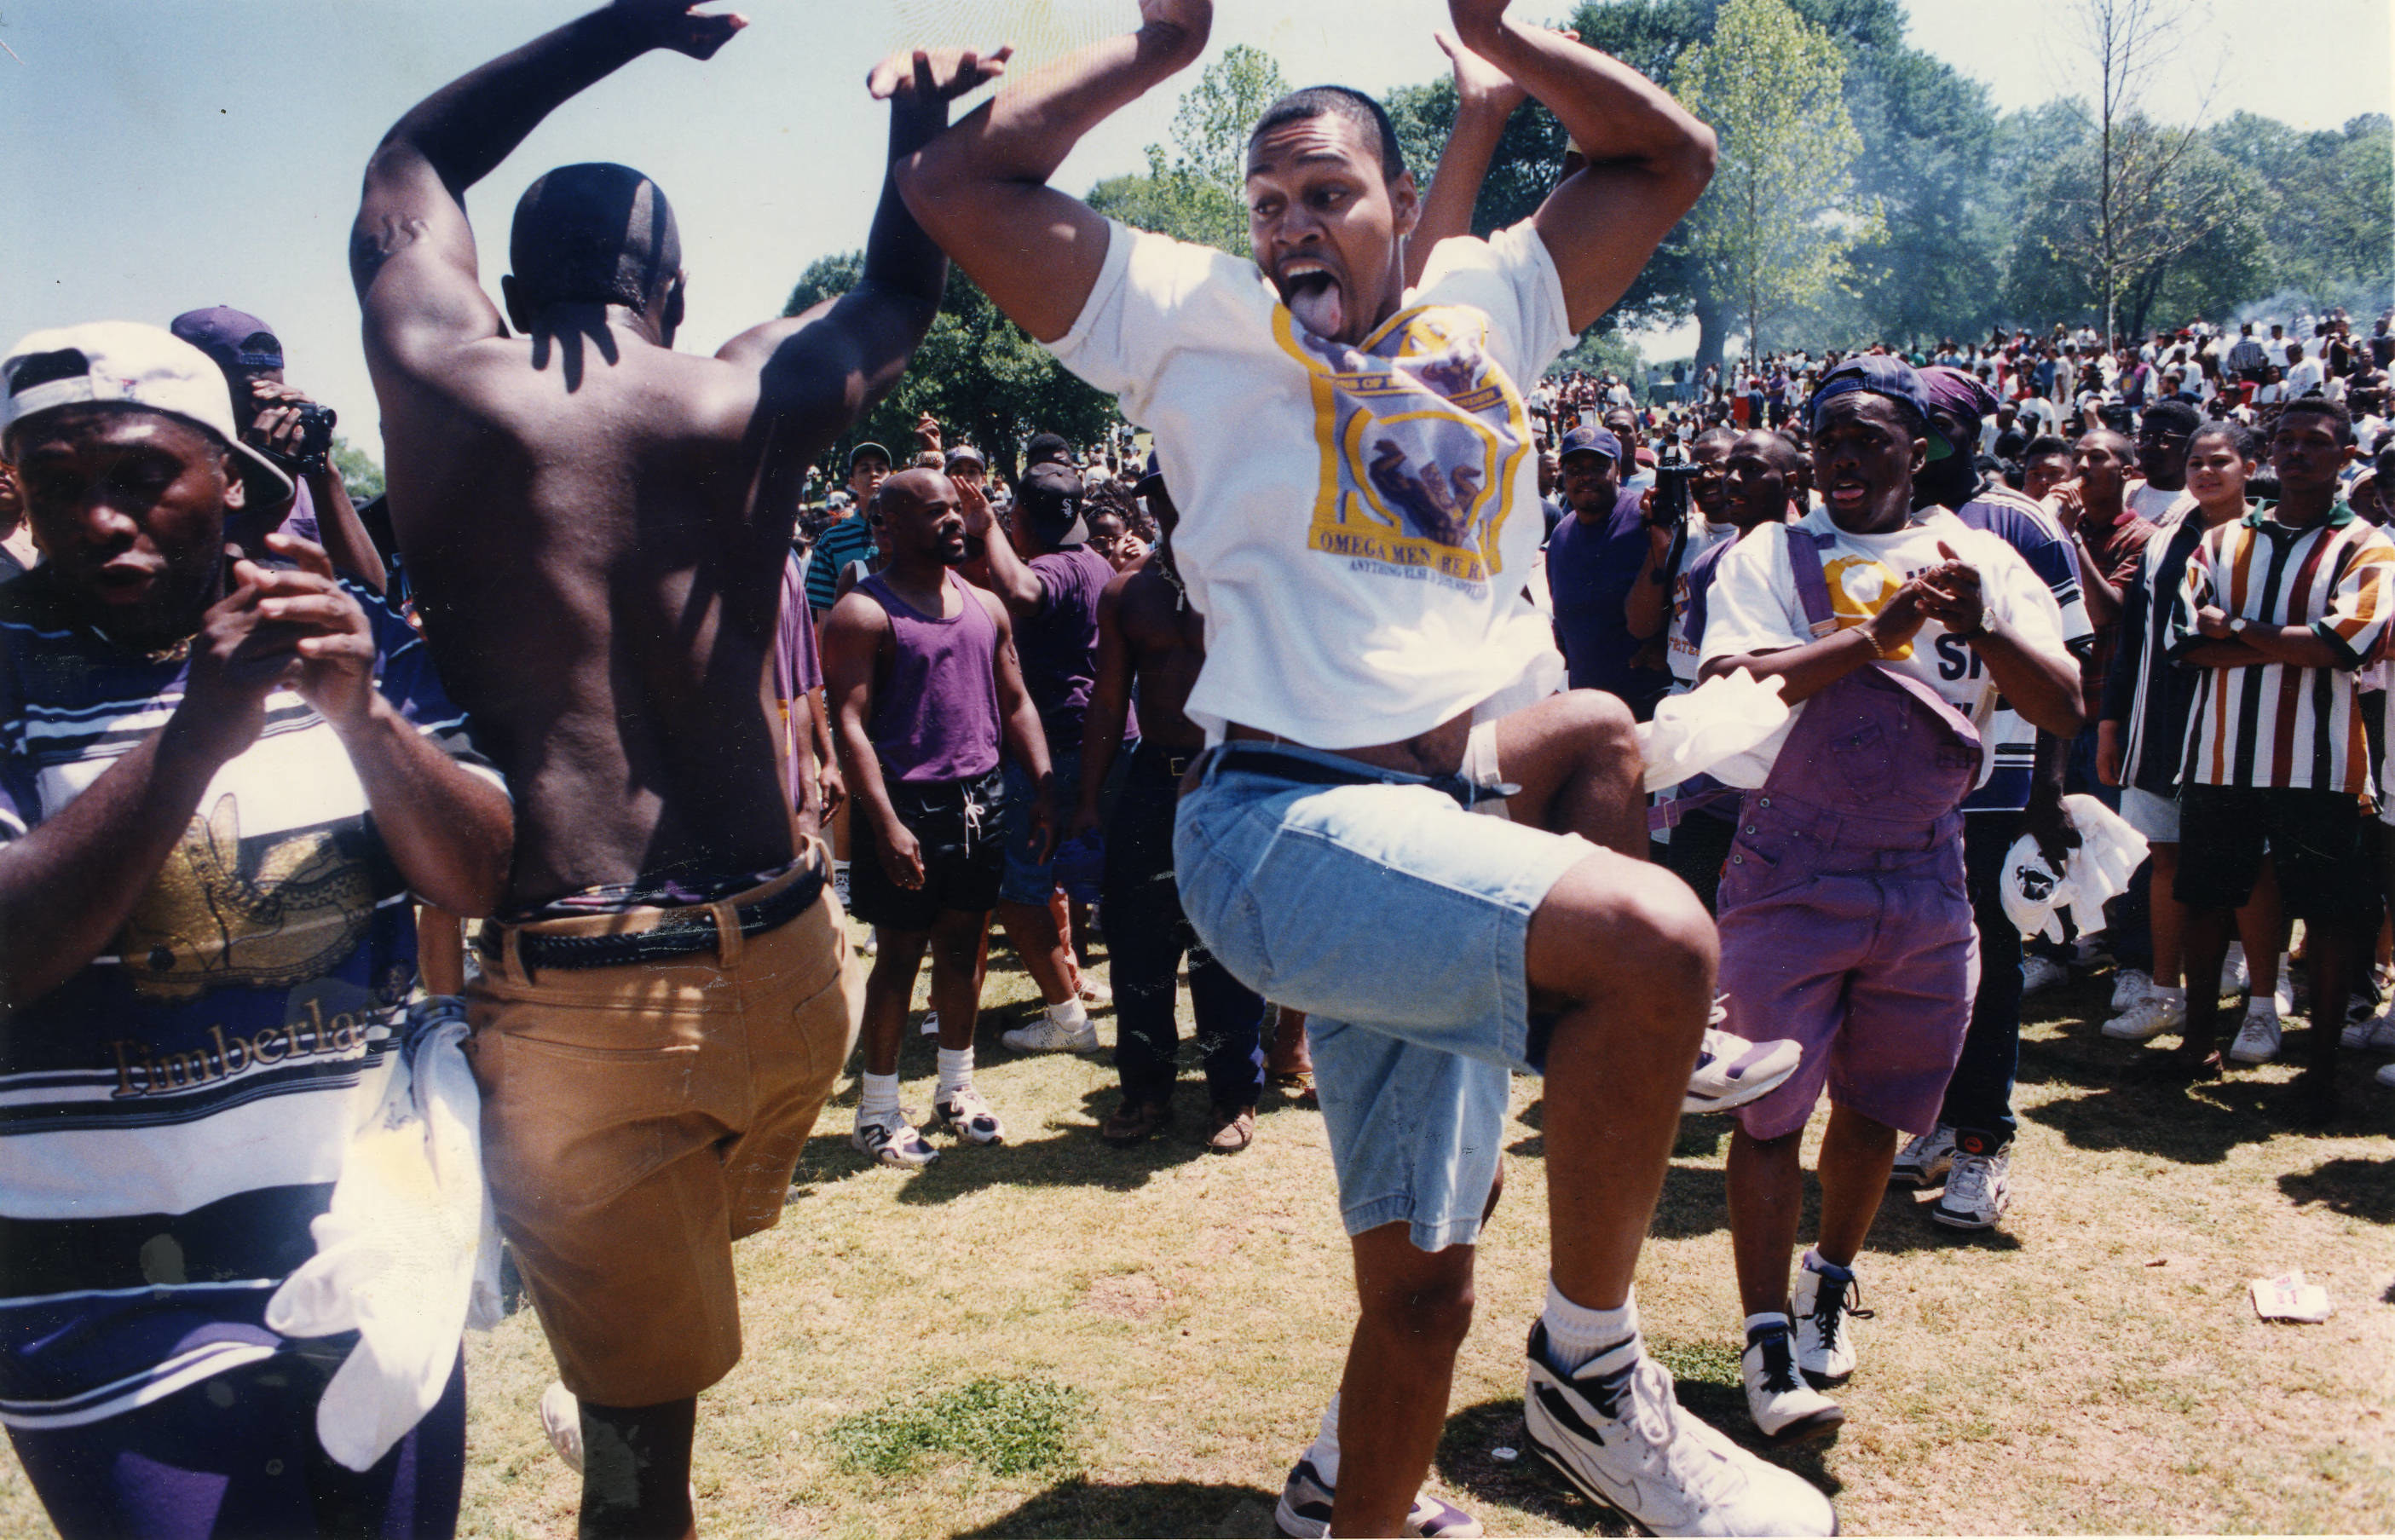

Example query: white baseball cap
[2,320,295,505]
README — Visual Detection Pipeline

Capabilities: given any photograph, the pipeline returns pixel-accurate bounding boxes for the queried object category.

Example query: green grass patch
[824,1376,1088,1480]
[1649,1335,1742,1389]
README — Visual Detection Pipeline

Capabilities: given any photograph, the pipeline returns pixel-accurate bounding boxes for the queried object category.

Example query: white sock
[1542,1279,1638,1373]
[860,1071,900,1120]
[937,1046,973,1100]
[1306,1393,1342,1486]
[1046,995,1089,1030]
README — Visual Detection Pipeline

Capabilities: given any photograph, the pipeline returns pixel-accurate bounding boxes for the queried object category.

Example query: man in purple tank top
[823,469,1054,1169]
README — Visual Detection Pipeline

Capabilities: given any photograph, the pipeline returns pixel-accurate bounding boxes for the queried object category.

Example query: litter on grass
[2249,1271,2333,1323]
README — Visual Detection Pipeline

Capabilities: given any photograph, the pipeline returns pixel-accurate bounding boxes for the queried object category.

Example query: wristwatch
[2230,616,2253,639]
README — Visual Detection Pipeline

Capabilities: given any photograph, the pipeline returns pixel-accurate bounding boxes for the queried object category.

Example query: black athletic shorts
[2173,783,2375,920]
[849,766,1008,932]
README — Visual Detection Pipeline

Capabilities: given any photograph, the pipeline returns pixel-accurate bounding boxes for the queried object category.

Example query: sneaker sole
[1888,1161,1952,1189]
[1681,1057,1803,1116]
[1927,1203,2001,1231]
[1273,1494,1327,1539]
[851,1136,938,1170]
[1756,1404,1845,1447]
[1526,1393,1839,1537]
[932,1109,1005,1145]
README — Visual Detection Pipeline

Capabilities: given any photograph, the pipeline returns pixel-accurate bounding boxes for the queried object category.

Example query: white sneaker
[1001,1004,1099,1054]
[2021,956,2069,995]
[852,1108,939,1168]
[1790,1255,1867,1382]
[2221,942,2248,996]
[1740,1323,1844,1447]
[1682,1024,1803,1114]
[2271,963,2294,1019]
[2109,967,2153,1012]
[2103,989,2185,1041]
[2340,1010,2395,1051]
[920,1010,939,1037]
[1522,1325,1836,1536]
[1930,1139,2011,1230]
[2377,1061,2395,1088]
[932,1084,1005,1145]
[1890,1124,1956,1188]
[539,1381,583,1473]
[1076,973,1112,1006]
[2227,1005,2282,1065]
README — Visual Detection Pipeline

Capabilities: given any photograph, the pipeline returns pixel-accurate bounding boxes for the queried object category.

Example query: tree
[1671,0,1881,357]
[332,436,383,505]
[1086,44,1288,253]
[782,259,1117,482]
[2052,0,2237,340]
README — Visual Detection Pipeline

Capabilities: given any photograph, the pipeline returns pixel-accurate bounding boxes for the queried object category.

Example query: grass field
[5,927,2392,1537]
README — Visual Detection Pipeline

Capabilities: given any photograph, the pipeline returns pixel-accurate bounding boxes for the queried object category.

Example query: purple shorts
[1717,803,1976,1141]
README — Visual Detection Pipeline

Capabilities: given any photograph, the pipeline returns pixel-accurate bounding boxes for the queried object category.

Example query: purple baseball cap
[169,306,283,372]
[1557,424,1624,464]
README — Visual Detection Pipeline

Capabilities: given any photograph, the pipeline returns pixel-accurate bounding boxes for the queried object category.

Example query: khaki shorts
[465,853,861,1404]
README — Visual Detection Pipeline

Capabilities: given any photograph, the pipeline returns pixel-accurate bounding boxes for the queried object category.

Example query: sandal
[1269,1069,1318,1110]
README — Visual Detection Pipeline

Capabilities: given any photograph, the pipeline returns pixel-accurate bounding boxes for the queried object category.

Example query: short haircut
[2023,434,2071,460]
[2190,419,2259,460]
[1022,431,1073,470]
[511,163,681,310]
[1249,86,1406,181]
[2141,400,2202,437]
[2277,395,2356,445]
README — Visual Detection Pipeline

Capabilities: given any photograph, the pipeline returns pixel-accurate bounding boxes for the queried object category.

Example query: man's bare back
[350,3,1004,909]
[1111,561,1207,751]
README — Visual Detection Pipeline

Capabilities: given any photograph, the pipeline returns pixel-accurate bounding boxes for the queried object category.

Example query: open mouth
[1826,478,1870,509]
[1277,259,1346,338]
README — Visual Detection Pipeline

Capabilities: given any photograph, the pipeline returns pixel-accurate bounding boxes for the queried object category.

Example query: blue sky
[2,1,2386,453]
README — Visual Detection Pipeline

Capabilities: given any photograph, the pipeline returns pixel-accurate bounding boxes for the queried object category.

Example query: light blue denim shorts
[1173,745,1592,1251]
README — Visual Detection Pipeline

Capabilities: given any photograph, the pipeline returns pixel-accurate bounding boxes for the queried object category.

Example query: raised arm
[352,1,745,361]
[1447,0,1716,334]
[892,1,1214,343]
[1404,32,1534,290]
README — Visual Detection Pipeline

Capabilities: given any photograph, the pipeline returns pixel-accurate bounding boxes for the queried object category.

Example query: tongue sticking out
[1287,276,1346,339]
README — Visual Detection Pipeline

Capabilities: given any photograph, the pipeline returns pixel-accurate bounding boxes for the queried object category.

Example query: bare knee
[1360,1268,1476,1351]
[1530,857,1717,1015]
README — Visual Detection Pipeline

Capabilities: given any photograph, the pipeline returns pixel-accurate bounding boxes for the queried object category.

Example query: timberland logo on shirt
[107,1002,370,1098]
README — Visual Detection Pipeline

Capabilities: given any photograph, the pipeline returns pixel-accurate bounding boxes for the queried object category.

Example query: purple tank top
[858,570,1004,784]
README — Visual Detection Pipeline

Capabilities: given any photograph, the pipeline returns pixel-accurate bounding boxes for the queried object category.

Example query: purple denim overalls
[1717,528,1983,1141]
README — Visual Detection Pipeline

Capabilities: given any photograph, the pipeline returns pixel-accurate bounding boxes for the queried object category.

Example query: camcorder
[1652,459,1701,528]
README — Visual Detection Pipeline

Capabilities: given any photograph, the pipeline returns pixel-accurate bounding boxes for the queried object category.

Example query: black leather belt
[1213,741,1518,810]
[490,863,826,973]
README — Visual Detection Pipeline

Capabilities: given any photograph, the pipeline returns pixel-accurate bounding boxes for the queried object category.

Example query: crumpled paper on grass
[266,998,501,1471]
[1636,668,1790,792]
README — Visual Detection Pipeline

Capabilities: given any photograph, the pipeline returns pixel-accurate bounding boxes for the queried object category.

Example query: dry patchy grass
[4,938,2392,1537]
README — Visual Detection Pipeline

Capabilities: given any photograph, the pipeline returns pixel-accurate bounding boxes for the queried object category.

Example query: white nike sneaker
[1890,1124,1956,1188]
[1001,1003,1100,1053]
[1523,1325,1837,1536]
[1791,1254,1867,1383]
[2227,1004,2282,1065]
[1682,1024,1803,1115]
[852,1108,938,1169]
[1741,1323,1844,1447]
[931,1084,1006,1145]
[2109,967,2153,1012]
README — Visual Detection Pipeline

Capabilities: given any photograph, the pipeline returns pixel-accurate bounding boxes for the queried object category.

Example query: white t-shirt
[2126,482,2196,528]
[2286,356,2326,396]
[1665,520,1741,687]
[1049,218,1573,747]
[1699,507,2072,787]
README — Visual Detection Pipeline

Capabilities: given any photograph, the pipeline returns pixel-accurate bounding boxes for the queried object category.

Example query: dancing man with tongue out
[893,3,1834,1534]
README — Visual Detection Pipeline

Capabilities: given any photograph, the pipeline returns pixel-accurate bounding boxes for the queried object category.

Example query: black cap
[1557,424,1623,464]
[1018,461,1087,548]
[1133,450,1165,501]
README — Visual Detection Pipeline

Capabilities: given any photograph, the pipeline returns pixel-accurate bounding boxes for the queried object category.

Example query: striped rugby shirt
[0,567,502,1430]
[2164,502,2395,795]
[2102,512,2214,795]
[1954,483,2093,811]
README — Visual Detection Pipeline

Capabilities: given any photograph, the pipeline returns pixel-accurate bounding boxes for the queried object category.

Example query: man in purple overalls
[822,469,1055,1169]
[1700,358,2084,1447]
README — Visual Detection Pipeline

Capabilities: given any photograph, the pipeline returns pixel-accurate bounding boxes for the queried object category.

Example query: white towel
[1636,669,1791,792]
[2058,793,2150,937]
[265,998,501,1472]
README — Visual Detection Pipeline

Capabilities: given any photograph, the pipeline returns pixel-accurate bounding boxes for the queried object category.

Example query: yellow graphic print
[115,793,373,1001]
[1274,305,1531,588]
[1822,555,1914,661]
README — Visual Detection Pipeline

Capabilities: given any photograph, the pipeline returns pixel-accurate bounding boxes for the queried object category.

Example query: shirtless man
[351,4,1001,1533]
[893,3,1828,1533]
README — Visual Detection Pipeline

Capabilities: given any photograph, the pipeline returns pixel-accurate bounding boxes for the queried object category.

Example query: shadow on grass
[955,1478,1278,1538]
[2279,1155,2395,1222]
[1432,1394,1840,1534]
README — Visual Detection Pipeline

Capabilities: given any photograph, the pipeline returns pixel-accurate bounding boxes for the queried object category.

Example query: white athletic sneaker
[2271,964,2294,1019]
[1790,1255,1867,1383]
[2109,967,2153,1012]
[852,1108,938,1169]
[2341,1010,2395,1051]
[931,1085,1005,1145]
[2103,989,2186,1041]
[1890,1124,1956,1188]
[2227,1005,2282,1065]
[1740,1324,1844,1447]
[1001,1004,1100,1053]
[1930,1139,2011,1230]
[1682,1024,1803,1114]
[1076,973,1112,1006]
[2221,942,2248,996]
[539,1381,583,1473]
[1522,1325,1837,1536]
[2021,956,2069,995]
[1272,1457,1483,1538]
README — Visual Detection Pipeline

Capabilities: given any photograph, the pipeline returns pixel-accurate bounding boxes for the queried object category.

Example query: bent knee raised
[1528,855,1717,1005]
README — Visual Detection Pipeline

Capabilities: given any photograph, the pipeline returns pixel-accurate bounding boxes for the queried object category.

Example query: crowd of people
[0,3,2386,1538]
